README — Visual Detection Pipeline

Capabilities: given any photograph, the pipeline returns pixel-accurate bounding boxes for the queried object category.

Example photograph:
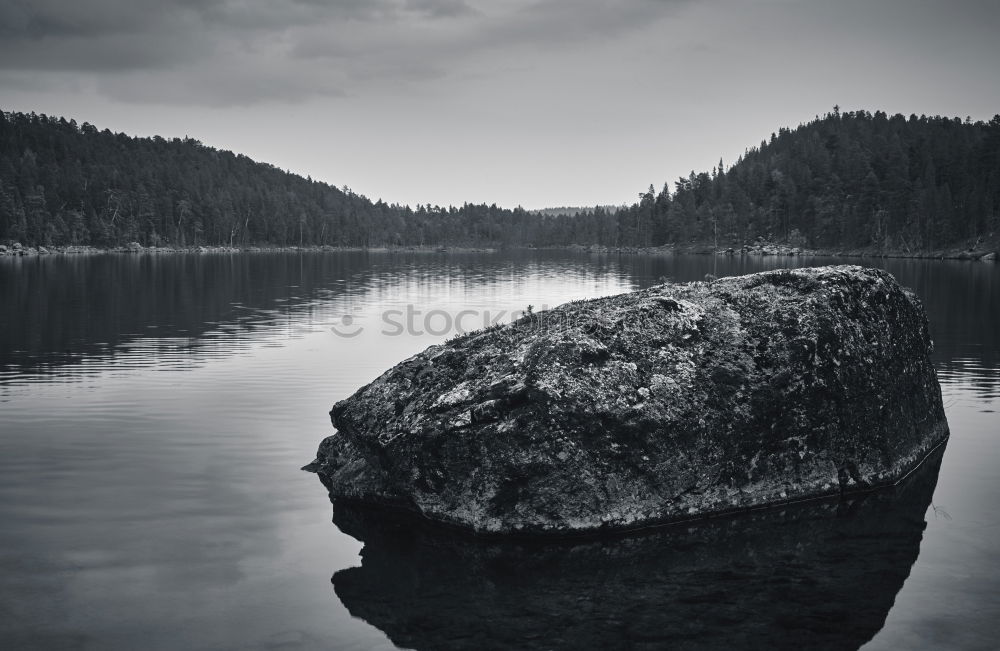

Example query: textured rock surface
[306,265,948,535]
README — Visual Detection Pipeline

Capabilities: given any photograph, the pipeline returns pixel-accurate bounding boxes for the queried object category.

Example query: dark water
[0,251,997,650]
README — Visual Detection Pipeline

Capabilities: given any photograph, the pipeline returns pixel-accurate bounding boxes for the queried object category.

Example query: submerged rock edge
[307,265,950,536]
[329,443,946,651]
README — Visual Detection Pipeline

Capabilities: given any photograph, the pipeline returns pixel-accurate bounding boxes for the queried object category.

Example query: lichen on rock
[306,265,949,535]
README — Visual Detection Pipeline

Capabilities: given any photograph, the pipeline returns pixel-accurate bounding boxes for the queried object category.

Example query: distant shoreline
[0,243,503,257]
[1,240,997,262]
[567,240,999,262]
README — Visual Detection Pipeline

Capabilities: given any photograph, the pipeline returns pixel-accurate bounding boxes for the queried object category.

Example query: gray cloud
[0,0,684,105]
[404,0,478,19]
[0,0,416,38]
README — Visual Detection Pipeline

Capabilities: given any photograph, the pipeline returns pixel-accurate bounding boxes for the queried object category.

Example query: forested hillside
[621,109,1000,251]
[0,110,594,248]
[2,108,998,250]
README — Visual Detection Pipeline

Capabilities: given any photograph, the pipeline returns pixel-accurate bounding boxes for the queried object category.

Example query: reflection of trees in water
[3,252,995,399]
[328,448,944,651]
[0,251,625,383]
[1,253,369,374]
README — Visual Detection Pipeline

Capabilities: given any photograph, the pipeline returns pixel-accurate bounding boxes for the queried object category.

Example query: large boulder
[306,266,948,535]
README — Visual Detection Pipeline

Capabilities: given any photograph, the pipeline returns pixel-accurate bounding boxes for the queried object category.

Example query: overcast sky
[1,0,998,209]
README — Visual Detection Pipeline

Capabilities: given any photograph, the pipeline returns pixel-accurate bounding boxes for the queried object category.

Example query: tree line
[628,108,1000,251]
[1,108,998,250]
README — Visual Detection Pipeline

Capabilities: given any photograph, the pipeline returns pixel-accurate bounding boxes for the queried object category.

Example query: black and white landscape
[1,1,999,650]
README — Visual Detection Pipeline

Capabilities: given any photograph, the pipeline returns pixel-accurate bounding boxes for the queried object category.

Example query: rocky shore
[566,238,999,261]
[3,238,996,260]
[0,241,499,256]
[306,265,949,536]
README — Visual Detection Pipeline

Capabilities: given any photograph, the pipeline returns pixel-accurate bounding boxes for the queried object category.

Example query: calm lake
[1,251,998,650]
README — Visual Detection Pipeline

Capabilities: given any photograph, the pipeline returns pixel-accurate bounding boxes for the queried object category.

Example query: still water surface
[0,251,997,650]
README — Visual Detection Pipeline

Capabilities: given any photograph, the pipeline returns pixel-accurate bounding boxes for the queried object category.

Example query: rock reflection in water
[328,446,944,650]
